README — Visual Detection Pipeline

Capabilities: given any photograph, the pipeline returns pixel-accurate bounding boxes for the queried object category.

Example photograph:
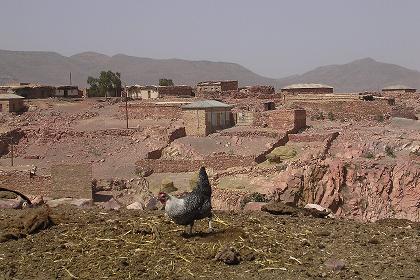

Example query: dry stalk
[63,267,79,279]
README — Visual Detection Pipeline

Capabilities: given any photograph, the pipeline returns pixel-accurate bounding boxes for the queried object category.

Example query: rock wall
[136,155,257,173]
[289,100,391,121]
[271,159,420,222]
[120,104,182,120]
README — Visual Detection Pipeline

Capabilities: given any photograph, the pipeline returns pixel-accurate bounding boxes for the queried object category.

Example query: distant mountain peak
[352,57,377,63]
[71,51,110,58]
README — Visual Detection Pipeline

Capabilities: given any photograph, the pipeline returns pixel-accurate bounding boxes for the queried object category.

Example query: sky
[0,0,420,78]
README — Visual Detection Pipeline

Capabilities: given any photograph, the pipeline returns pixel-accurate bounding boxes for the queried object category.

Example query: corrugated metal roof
[282,83,333,89]
[382,85,416,90]
[182,100,232,109]
[0,93,24,100]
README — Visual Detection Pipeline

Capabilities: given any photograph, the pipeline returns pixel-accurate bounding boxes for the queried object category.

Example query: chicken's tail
[195,166,211,197]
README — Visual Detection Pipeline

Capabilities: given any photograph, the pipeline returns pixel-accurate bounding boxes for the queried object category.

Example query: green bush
[374,114,384,122]
[385,146,395,158]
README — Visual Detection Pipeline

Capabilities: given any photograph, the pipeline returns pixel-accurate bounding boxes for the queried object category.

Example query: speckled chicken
[158,167,212,235]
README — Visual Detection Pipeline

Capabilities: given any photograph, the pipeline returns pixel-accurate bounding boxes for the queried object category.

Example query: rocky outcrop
[270,159,420,222]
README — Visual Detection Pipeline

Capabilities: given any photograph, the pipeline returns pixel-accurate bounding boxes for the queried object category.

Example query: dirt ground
[1,206,419,280]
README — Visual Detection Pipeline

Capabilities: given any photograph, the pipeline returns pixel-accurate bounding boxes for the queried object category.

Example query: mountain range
[1,49,420,92]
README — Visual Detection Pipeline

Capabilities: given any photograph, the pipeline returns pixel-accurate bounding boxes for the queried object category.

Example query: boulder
[0,197,25,209]
[261,201,299,216]
[127,201,144,210]
[46,198,92,208]
[243,202,267,212]
[102,198,121,210]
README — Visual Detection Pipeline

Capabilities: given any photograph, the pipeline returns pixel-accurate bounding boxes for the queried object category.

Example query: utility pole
[69,72,72,85]
[125,88,129,129]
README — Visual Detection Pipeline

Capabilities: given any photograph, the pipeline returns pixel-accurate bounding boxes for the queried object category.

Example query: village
[1,78,419,279]
[0,78,419,216]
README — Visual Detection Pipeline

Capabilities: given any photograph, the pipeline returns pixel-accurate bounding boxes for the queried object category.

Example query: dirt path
[1,207,419,279]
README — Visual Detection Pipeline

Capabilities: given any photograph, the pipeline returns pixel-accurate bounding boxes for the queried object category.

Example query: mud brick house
[0,83,55,99]
[0,92,24,113]
[55,85,81,98]
[138,86,159,99]
[281,83,333,95]
[196,80,238,93]
[382,85,416,94]
[182,100,233,136]
[239,85,275,95]
[234,100,276,126]
[158,85,194,97]
[257,109,307,132]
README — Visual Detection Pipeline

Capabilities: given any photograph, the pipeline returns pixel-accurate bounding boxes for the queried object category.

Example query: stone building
[260,109,307,132]
[281,83,333,95]
[126,85,193,99]
[0,83,55,99]
[55,85,81,98]
[158,85,194,97]
[132,86,159,99]
[196,80,238,93]
[182,100,233,136]
[239,85,275,95]
[382,85,416,94]
[0,93,24,113]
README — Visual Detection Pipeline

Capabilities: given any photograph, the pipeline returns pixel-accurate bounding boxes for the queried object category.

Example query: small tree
[87,71,122,97]
[159,78,174,86]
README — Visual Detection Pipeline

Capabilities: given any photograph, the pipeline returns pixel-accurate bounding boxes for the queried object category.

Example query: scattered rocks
[261,201,299,216]
[46,198,92,208]
[127,201,144,210]
[324,258,346,271]
[243,202,267,212]
[101,198,121,210]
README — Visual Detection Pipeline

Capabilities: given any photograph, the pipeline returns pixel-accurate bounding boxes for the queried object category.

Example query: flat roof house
[0,84,55,99]
[196,80,238,93]
[55,85,81,98]
[281,83,334,95]
[382,85,416,94]
[0,92,25,113]
[181,100,233,136]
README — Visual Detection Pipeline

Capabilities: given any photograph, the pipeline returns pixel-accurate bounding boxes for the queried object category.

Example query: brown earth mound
[0,206,419,279]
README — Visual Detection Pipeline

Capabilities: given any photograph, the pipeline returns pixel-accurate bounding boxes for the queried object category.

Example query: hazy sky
[1,0,420,77]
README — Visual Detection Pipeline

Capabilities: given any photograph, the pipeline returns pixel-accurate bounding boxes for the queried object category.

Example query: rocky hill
[277,58,420,92]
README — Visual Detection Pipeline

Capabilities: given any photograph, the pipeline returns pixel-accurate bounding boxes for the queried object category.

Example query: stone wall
[158,86,194,97]
[136,155,257,173]
[183,109,208,136]
[240,85,275,95]
[197,91,281,99]
[220,81,239,91]
[51,164,93,199]
[0,170,52,197]
[281,88,334,95]
[254,109,307,132]
[290,100,392,121]
[0,164,92,199]
[288,132,339,143]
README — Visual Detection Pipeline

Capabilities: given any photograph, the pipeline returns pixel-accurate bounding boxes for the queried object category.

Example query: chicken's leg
[208,217,214,232]
[185,224,193,235]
